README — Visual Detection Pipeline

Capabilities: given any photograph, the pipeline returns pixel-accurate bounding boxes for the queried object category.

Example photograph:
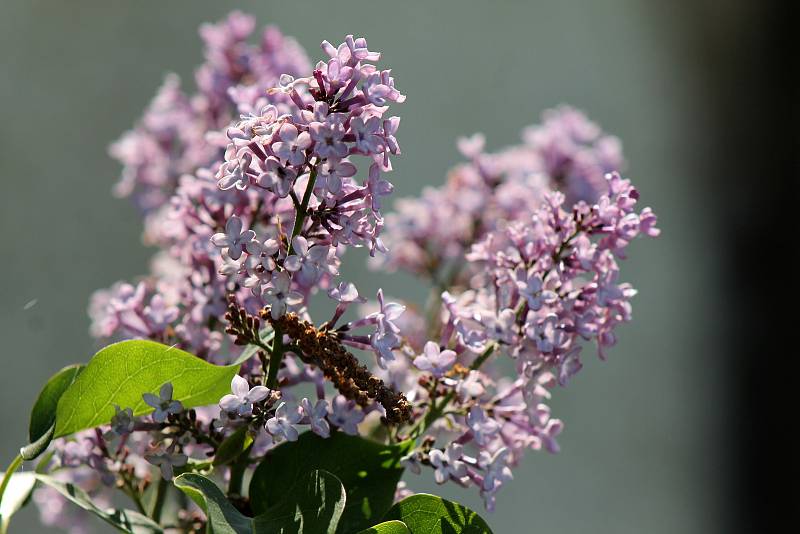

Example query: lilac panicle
[49,12,660,526]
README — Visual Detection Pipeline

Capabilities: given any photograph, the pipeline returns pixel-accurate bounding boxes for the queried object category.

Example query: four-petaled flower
[327,395,364,436]
[257,156,297,198]
[429,443,468,484]
[145,444,187,479]
[350,116,384,154]
[272,123,311,166]
[262,271,304,319]
[317,157,356,196]
[515,267,557,311]
[266,401,302,442]
[284,236,329,285]
[218,151,253,191]
[211,216,256,260]
[413,341,456,378]
[301,398,330,438]
[368,289,405,367]
[219,375,270,416]
[310,120,349,160]
[108,405,134,436]
[466,406,500,446]
[143,383,182,423]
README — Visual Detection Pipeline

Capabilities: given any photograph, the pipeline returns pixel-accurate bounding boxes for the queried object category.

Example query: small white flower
[466,406,500,446]
[515,267,557,311]
[284,236,329,285]
[478,447,513,493]
[456,370,486,401]
[266,401,302,442]
[210,216,256,260]
[142,383,182,423]
[219,375,270,417]
[429,443,468,484]
[413,341,456,377]
[262,271,304,319]
[327,395,365,436]
[301,398,330,438]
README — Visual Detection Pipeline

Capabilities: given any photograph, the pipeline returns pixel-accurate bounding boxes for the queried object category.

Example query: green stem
[0,454,23,507]
[150,476,168,524]
[266,323,284,389]
[288,165,318,254]
[469,344,496,371]
[266,165,318,390]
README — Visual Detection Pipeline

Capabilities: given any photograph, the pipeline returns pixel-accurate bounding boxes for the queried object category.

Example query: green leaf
[54,340,239,438]
[355,520,411,534]
[0,471,35,534]
[33,474,162,533]
[249,431,412,533]
[174,469,345,534]
[213,426,255,467]
[254,469,345,534]
[383,494,493,534]
[21,364,83,460]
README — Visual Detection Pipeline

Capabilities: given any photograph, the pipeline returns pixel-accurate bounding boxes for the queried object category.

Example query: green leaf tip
[21,364,83,460]
[384,494,493,534]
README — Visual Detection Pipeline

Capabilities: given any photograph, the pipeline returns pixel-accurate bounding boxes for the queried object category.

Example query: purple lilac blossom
[43,12,660,525]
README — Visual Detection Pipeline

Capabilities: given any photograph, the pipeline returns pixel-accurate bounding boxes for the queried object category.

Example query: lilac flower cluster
[32,12,659,532]
[110,11,309,214]
[396,172,658,509]
[379,106,623,280]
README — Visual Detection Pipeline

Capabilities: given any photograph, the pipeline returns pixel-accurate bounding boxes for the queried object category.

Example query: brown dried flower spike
[261,309,412,424]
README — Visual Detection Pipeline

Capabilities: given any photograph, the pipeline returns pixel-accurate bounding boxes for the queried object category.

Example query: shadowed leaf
[384,494,493,534]
[249,431,412,533]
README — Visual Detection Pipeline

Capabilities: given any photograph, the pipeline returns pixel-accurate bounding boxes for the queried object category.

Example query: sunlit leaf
[54,340,238,438]
[383,494,493,534]
[355,520,411,533]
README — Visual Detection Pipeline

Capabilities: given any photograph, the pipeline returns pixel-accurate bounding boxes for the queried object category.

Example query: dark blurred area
[0,1,791,532]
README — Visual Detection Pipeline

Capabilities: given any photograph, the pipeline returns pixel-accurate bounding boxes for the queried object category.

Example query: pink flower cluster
[396,173,658,509]
[38,13,659,531]
[109,11,309,214]
[379,106,623,279]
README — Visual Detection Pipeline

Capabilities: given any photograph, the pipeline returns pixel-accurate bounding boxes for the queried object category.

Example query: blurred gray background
[0,1,744,532]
